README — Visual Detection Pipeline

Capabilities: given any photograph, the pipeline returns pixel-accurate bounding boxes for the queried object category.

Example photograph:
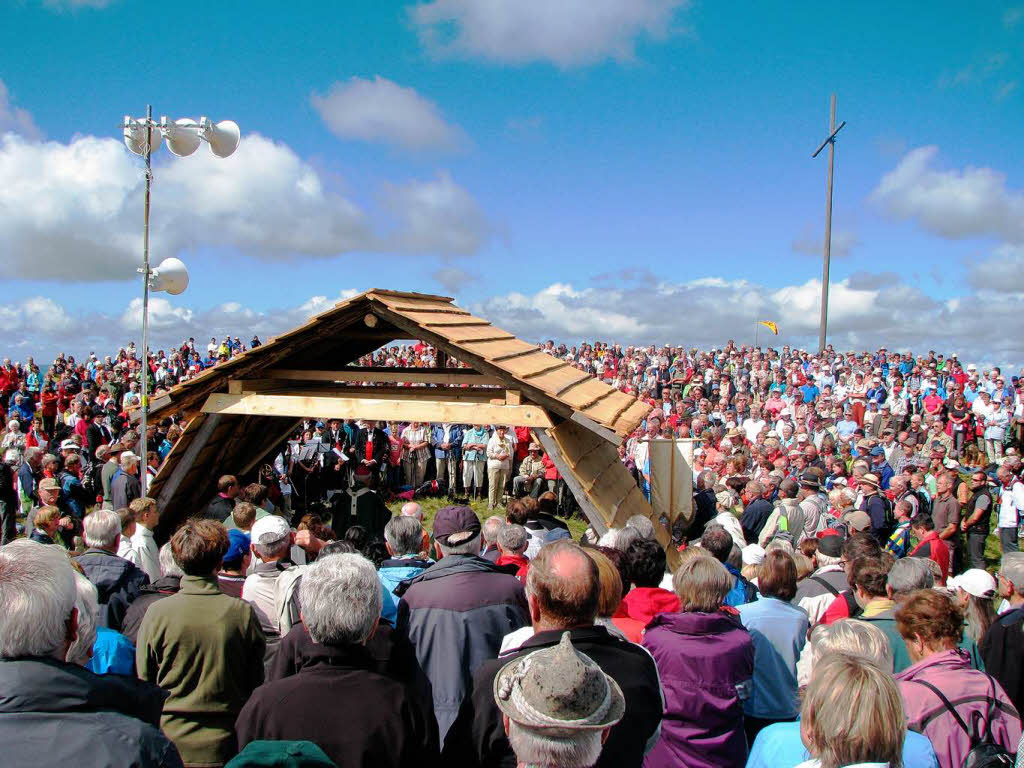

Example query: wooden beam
[238,419,303,477]
[536,428,608,537]
[201,392,555,428]
[571,412,623,446]
[505,390,522,405]
[154,413,222,510]
[264,367,502,386]
[235,383,510,403]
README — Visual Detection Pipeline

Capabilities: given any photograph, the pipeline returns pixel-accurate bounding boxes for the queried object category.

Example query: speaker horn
[123,116,162,156]
[161,117,201,157]
[200,117,240,158]
[149,257,190,295]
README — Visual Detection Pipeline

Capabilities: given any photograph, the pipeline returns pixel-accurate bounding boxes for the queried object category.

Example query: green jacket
[137,575,266,767]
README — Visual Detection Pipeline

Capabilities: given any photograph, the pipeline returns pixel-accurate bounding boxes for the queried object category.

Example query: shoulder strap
[911,679,973,738]
[809,575,840,596]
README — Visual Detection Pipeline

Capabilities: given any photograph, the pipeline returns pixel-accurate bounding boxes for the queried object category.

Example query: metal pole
[140,104,153,497]
[818,94,837,354]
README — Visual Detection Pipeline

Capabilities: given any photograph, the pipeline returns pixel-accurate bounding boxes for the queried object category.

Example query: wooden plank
[571,443,620,485]
[369,289,454,303]
[456,339,536,361]
[584,457,637,503]
[526,366,591,397]
[613,399,652,436]
[559,378,615,411]
[264,368,501,386]
[154,413,223,510]
[201,393,554,428]
[505,390,522,406]
[582,391,635,425]
[492,346,540,363]
[500,351,563,378]
[549,420,607,468]
[432,325,516,343]
[536,429,609,536]
[571,412,623,446]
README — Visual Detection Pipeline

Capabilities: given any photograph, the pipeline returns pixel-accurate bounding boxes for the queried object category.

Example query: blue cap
[869,446,885,457]
[224,529,251,565]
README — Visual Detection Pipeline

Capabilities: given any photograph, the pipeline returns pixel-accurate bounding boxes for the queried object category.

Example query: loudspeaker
[123,116,162,156]
[200,117,240,158]
[149,257,189,295]
[161,117,201,157]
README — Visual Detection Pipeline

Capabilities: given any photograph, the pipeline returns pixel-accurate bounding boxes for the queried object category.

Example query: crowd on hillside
[1,336,1024,768]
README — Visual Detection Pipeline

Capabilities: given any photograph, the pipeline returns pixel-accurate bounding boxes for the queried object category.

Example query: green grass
[387,495,591,541]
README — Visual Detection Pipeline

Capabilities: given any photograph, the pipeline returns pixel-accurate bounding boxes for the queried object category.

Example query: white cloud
[0,80,41,140]
[381,171,489,254]
[473,270,1024,364]
[311,76,463,151]
[968,245,1024,293]
[410,0,688,67]
[871,146,1024,243]
[0,131,488,281]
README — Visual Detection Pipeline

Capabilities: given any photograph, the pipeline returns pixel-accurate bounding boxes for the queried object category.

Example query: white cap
[742,543,766,566]
[948,569,997,599]
[250,515,291,543]
[59,439,80,452]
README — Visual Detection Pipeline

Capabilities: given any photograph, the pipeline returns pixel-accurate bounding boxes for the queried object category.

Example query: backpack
[913,678,1014,768]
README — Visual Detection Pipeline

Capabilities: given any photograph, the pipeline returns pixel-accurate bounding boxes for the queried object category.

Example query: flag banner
[758,321,778,335]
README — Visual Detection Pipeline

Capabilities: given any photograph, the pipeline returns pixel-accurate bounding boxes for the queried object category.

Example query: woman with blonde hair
[798,654,905,768]
[748,619,938,768]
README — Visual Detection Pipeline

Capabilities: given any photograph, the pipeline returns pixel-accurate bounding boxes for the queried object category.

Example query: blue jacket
[431,424,464,459]
[395,555,528,741]
[737,596,809,719]
[87,626,136,675]
[748,721,938,768]
[723,563,758,607]
[378,556,433,626]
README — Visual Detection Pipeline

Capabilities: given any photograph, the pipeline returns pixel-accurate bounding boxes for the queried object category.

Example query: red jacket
[614,587,681,628]
[910,531,950,585]
[495,553,529,585]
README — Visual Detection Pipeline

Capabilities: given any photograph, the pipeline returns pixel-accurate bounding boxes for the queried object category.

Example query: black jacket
[443,625,663,767]
[201,493,235,522]
[354,427,389,468]
[980,606,1024,715]
[73,548,149,631]
[740,497,774,543]
[121,575,181,645]
[110,471,140,511]
[235,642,439,768]
[0,656,182,768]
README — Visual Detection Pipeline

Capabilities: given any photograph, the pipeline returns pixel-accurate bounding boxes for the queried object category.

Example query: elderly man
[137,519,265,767]
[495,634,624,768]
[0,540,183,768]
[111,451,142,511]
[396,505,528,740]
[513,443,546,498]
[444,540,663,767]
[480,513,505,562]
[486,425,515,509]
[236,553,439,766]
[242,515,306,645]
[378,515,433,626]
[74,509,149,631]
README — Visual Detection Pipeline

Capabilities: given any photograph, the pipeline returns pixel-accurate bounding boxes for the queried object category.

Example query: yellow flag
[758,321,779,335]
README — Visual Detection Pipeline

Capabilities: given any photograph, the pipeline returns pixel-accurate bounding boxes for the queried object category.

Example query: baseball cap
[432,505,481,545]
[250,515,290,544]
[741,543,766,566]
[59,439,80,452]
[868,446,885,457]
[223,529,251,566]
[817,534,843,557]
[948,569,996,599]
[39,477,59,491]
[845,510,872,532]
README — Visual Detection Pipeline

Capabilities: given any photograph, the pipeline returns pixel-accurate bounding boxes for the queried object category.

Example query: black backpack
[913,678,1014,768]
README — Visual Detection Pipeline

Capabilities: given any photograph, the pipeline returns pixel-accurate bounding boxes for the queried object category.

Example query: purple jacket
[642,610,754,768]
[896,649,1022,768]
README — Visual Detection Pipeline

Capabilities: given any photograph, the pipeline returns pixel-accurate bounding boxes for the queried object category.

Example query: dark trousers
[745,715,795,747]
[967,531,988,570]
[0,499,15,545]
[1000,526,1019,555]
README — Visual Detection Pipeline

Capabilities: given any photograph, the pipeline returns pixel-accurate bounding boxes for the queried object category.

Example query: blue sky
[1,0,1022,362]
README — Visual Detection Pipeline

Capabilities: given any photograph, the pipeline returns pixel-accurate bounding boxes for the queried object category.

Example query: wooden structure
[147,289,675,563]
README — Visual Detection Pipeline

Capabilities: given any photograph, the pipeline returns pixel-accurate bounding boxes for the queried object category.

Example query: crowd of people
[1,335,1024,768]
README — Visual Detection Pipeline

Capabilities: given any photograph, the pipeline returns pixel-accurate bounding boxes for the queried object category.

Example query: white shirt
[997,481,1024,529]
[130,523,161,582]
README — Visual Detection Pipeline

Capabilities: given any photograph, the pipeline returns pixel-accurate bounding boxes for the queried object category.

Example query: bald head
[400,502,423,521]
[526,540,599,629]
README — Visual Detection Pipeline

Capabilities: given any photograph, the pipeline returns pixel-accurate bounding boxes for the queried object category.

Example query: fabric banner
[647,438,696,529]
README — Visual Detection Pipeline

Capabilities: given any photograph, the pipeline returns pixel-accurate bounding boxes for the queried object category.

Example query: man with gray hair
[121,542,184,645]
[495,523,530,584]
[481,513,506,562]
[378,515,433,626]
[396,505,528,740]
[793,534,848,625]
[111,451,141,510]
[74,508,149,631]
[236,553,439,766]
[495,634,624,768]
[885,556,934,598]
[0,540,182,767]
[242,515,306,644]
[981,551,1024,713]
